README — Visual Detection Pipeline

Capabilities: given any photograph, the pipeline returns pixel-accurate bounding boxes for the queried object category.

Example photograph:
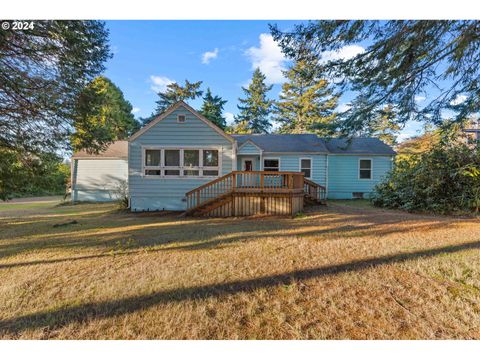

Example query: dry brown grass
[0,200,479,339]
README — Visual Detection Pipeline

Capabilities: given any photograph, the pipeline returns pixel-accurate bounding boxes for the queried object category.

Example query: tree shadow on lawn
[0,210,466,261]
[1,239,480,337]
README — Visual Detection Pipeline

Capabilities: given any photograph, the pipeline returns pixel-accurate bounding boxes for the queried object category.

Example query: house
[71,141,128,202]
[71,101,395,213]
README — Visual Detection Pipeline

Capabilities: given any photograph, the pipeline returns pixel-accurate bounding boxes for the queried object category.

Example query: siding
[265,154,328,187]
[129,105,234,211]
[238,142,261,155]
[72,159,128,202]
[327,155,393,199]
[237,155,261,171]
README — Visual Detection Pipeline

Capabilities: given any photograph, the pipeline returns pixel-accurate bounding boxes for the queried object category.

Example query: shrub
[372,141,480,214]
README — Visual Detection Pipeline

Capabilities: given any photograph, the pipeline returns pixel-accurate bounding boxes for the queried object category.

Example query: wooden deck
[185,171,326,217]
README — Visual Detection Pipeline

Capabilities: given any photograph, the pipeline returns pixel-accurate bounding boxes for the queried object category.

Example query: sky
[103,20,424,141]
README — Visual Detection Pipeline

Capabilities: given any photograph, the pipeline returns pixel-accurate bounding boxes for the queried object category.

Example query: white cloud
[224,112,235,124]
[415,95,426,103]
[150,75,175,93]
[201,48,219,64]
[450,94,467,106]
[321,45,365,63]
[245,33,287,84]
[131,107,140,114]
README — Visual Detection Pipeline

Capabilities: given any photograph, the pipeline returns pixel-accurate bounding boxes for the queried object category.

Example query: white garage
[71,141,128,202]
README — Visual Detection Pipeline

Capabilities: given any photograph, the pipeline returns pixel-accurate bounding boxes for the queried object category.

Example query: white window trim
[299,157,313,179]
[358,158,373,180]
[263,157,281,172]
[142,146,222,179]
[177,114,186,123]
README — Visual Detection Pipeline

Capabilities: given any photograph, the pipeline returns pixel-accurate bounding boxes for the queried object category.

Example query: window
[177,114,186,123]
[143,148,220,177]
[359,159,372,179]
[300,158,312,178]
[145,150,161,166]
[264,159,279,171]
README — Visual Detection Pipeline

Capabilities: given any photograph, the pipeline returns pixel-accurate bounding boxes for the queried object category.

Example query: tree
[275,59,339,135]
[235,68,273,134]
[0,21,111,154]
[225,120,252,135]
[71,76,140,153]
[0,149,69,201]
[199,88,228,129]
[154,80,203,117]
[270,21,480,132]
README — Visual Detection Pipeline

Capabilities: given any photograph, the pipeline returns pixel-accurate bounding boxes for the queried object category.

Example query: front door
[242,158,255,171]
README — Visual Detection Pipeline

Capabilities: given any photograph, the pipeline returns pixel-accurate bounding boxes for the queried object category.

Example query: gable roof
[128,101,235,143]
[323,137,396,155]
[72,141,128,159]
[233,134,329,153]
[238,139,263,153]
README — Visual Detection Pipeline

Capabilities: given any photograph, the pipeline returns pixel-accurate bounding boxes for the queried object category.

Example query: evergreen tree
[154,80,203,116]
[199,88,228,129]
[235,68,273,134]
[275,59,338,135]
[366,105,402,146]
[71,76,140,153]
[225,120,252,134]
[271,20,480,130]
[0,20,110,154]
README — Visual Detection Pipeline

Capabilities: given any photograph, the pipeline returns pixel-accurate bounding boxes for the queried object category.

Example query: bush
[0,149,70,200]
[372,141,480,214]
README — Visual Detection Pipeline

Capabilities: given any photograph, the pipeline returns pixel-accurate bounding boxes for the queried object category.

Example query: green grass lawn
[0,199,479,339]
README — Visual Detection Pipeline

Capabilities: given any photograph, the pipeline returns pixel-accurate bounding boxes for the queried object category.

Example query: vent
[177,114,186,123]
[352,192,364,199]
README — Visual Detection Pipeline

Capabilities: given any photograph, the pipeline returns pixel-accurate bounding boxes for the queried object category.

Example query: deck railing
[185,171,305,210]
[304,178,327,202]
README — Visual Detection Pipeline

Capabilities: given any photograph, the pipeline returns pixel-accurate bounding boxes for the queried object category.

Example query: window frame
[142,146,221,179]
[177,114,186,123]
[263,157,280,172]
[299,157,312,179]
[358,158,373,180]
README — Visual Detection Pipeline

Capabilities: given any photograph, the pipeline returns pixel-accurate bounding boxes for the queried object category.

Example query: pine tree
[367,105,401,146]
[154,80,203,116]
[274,59,338,135]
[235,68,273,134]
[199,88,227,129]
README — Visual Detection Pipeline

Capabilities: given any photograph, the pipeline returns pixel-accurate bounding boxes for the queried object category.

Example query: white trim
[129,101,235,143]
[358,158,373,180]
[263,157,281,172]
[232,142,237,171]
[177,114,186,123]
[141,146,222,179]
[241,156,257,171]
[299,157,312,179]
[237,139,263,154]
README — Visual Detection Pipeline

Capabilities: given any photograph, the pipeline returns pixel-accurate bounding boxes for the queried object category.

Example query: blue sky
[103,20,424,140]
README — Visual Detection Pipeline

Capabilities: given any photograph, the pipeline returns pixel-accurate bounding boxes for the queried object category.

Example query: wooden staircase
[304,178,327,205]
[184,171,326,217]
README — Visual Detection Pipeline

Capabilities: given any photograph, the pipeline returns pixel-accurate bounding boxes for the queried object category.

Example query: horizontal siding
[129,105,234,211]
[237,155,261,171]
[327,155,393,199]
[238,142,261,155]
[275,154,327,187]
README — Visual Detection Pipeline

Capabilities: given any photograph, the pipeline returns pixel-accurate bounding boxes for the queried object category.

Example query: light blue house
[126,101,396,213]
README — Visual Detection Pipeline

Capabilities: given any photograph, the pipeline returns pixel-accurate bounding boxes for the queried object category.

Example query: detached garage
[71,141,128,202]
